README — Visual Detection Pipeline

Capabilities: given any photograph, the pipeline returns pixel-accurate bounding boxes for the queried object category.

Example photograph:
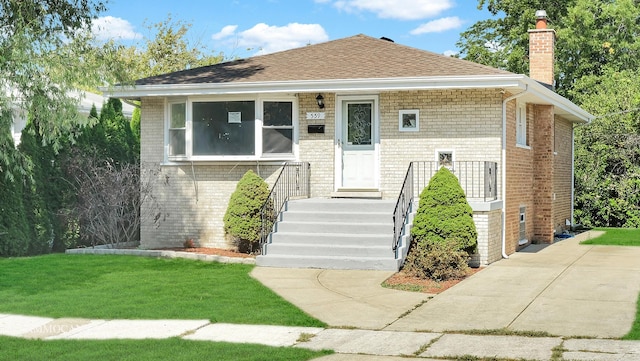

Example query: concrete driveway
[252,230,640,338]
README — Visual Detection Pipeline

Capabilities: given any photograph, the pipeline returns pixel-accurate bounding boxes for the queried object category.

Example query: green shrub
[411,167,477,253]
[223,170,270,253]
[0,169,31,257]
[404,241,470,281]
[404,167,478,280]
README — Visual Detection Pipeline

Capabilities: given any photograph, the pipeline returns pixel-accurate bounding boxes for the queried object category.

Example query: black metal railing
[412,161,497,201]
[392,161,498,258]
[259,162,311,252]
[392,162,414,257]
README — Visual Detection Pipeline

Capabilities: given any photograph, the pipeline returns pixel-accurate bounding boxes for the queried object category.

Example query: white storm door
[340,100,377,188]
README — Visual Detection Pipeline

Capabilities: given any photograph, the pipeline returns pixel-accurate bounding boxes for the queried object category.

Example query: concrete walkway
[253,230,640,338]
[2,313,640,360]
[3,230,640,360]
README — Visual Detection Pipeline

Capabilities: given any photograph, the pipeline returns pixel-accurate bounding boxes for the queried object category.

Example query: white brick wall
[472,209,502,266]
[139,89,505,255]
[378,89,503,200]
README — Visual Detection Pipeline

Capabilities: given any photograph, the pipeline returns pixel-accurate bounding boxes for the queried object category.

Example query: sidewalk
[2,313,640,360]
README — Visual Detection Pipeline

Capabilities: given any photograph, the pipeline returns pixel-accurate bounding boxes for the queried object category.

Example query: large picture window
[193,101,255,156]
[166,97,296,161]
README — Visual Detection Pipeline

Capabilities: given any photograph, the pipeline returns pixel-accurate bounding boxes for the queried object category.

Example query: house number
[306,112,325,120]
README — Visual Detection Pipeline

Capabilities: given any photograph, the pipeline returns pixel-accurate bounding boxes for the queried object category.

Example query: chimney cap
[535,10,548,19]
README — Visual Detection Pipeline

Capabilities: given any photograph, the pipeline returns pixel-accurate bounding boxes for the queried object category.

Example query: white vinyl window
[166,97,296,161]
[168,102,186,156]
[262,101,294,156]
[516,102,528,147]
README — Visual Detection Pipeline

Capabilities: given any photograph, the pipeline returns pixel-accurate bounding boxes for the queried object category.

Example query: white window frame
[516,101,529,148]
[164,95,298,162]
[260,98,297,158]
[166,99,187,158]
[435,149,455,170]
[398,109,419,132]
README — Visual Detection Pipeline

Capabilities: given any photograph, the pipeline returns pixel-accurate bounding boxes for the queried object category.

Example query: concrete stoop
[256,198,406,270]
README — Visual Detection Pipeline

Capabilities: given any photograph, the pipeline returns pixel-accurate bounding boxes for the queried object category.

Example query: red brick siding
[553,117,573,232]
[532,105,555,243]
[505,100,535,254]
[528,29,556,85]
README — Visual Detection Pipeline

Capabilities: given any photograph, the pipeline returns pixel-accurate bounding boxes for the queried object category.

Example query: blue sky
[93,0,497,59]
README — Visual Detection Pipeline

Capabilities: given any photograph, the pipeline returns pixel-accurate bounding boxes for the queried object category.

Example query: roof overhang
[103,74,592,123]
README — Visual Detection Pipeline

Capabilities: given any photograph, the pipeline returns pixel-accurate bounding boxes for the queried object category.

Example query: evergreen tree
[223,170,271,253]
[0,138,31,256]
[404,167,477,280]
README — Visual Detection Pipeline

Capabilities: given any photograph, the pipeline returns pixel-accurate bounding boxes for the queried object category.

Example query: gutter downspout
[501,87,528,259]
[571,125,575,228]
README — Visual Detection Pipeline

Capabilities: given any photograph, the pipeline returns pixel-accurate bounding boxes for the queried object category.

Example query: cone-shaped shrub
[223,170,270,252]
[411,167,477,253]
[404,167,478,280]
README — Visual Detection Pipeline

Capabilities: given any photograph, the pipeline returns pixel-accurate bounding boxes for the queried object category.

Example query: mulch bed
[383,267,482,294]
[157,247,255,259]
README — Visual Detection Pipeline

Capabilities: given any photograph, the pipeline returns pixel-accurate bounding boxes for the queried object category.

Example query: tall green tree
[572,68,640,227]
[557,0,640,96]
[457,0,640,98]
[0,0,128,179]
[116,16,225,81]
[99,98,137,164]
[457,1,573,77]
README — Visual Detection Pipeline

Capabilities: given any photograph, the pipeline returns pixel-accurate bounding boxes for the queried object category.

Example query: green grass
[581,227,640,246]
[624,293,640,340]
[0,336,332,361]
[0,254,324,327]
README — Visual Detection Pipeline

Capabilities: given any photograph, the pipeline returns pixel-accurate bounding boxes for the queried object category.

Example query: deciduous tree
[0,0,126,179]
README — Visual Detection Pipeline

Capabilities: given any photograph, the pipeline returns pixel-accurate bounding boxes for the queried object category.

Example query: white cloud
[443,50,458,57]
[212,25,238,40]
[234,23,329,55]
[330,0,453,20]
[91,16,142,41]
[410,16,463,35]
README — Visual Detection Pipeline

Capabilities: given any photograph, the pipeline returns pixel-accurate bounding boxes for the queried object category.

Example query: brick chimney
[528,10,555,87]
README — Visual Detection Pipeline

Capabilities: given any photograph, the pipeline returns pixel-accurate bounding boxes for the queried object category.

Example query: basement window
[519,206,528,245]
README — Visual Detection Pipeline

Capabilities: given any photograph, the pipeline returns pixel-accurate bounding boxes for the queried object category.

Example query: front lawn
[581,227,640,246]
[0,254,324,327]
[0,336,331,361]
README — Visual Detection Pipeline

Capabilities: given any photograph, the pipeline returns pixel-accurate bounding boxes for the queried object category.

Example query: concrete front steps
[256,198,403,270]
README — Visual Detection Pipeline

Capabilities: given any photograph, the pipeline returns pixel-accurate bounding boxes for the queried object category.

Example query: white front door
[336,97,379,189]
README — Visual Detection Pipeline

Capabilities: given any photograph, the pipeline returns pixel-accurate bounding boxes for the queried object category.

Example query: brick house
[108,13,591,269]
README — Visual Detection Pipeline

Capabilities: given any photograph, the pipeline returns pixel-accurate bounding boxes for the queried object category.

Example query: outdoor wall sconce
[316,94,325,109]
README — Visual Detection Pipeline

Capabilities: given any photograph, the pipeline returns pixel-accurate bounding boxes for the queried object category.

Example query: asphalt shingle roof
[135,34,512,86]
